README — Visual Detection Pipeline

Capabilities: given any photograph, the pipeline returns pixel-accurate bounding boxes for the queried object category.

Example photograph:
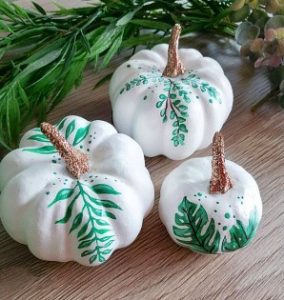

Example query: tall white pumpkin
[110,24,233,159]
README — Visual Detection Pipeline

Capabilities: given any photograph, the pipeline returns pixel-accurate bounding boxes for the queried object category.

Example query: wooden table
[1,1,283,299]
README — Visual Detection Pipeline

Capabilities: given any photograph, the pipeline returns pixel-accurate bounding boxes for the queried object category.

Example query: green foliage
[23,117,89,154]
[221,210,258,251]
[173,197,221,253]
[0,0,236,151]
[173,196,259,253]
[48,180,121,264]
[119,70,220,146]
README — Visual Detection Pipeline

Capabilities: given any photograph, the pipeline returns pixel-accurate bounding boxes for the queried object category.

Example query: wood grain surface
[0,1,283,299]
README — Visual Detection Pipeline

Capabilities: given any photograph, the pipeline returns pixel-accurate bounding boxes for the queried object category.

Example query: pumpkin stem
[41,122,89,179]
[209,132,233,194]
[162,24,185,77]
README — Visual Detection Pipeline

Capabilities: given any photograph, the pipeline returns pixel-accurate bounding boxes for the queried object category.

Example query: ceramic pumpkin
[159,132,262,253]
[0,116,154,266]
[109,24,233,160]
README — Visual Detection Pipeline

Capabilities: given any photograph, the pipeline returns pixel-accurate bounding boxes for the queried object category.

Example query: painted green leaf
[69,212,83,233]
[55,203,73,224]
[89,255,98,264]
[73,124,90,146]
[91,198,122,210]
[173,197,221,254]
[48,188,74,207]
[65,119,76,139]
[28,134,49,142]
[48,181,121,264]
[92,184,121,195]
[81,249,97,257]
[77,222,89,238]
[222,210,258,252]
[56,118,67,131]
[23,145,56,154]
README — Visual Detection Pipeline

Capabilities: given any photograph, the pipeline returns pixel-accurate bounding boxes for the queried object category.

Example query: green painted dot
[209,99,213,103]
[127,64,131,68]
[194,194,197,197]
[237,196,240,199]
[87,149,90,152]
[197,192,202,196]
[196,96,199,99]
[224,212,230,219]
[214,209,217,213]
[241,201,243,205]
[80,145,83,149]
[216,201,220,204]
[53,172,57,175]
[52,160,56,164]
[143,96,147,100]
[218,222,221,225]
[241,196,244,199]
[46,192,50,195]
[233,215,236,218]
[223,226,227,231]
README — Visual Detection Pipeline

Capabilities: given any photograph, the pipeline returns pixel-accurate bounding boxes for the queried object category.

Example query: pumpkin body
[0,116,154,266]
[159,157,262,253]
[110,44,233,159]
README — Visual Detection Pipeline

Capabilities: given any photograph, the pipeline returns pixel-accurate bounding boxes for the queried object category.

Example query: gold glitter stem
[209,132,233,194]
[162,24,185,77]
[41,122,89,179]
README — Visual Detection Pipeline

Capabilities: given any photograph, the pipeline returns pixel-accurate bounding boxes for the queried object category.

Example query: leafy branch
[0,0,236,151]
[49,181,121,265]
[119,69,220,146]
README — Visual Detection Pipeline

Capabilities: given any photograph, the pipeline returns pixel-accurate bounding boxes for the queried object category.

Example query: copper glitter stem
[162,24,185,77]
[209,132,233,194]
[41,122,89,179]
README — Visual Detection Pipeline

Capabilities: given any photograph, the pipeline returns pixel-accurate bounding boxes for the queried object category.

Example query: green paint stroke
[48,181,122,264]
[23,118,90,155]
[173,197,259,254]
[119,69,221,147]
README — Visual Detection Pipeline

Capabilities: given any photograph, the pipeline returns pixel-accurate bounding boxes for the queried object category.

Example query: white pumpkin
[0,116,154,266]
[109,24,233,160]
[159,133,262,253]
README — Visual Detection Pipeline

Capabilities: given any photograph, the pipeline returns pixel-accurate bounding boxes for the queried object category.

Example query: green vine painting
[23,117,91,155]
[48,181,121,264]
[173,196,258,253]
[119,69,221,146]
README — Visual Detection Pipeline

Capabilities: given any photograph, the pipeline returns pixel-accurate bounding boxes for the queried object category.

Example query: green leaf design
[23,145,56,154]
[92,184,121,195]
[173,197,260,254]
[22,118,92,155]
[28,134,49,142]
[48,188,74,207]
[48,181,121,264]
[73,124,90,146]
[173,197,221,254]
[119,69,221,147]
[221,210,258,252]
[65,119,76,139]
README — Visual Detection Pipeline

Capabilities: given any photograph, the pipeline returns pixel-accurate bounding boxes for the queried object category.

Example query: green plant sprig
[0,0,235,151]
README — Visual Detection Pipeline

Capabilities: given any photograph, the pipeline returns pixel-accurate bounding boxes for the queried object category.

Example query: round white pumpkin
[0,116,154,266]
[109,25,233,160]
[159,135,262,253]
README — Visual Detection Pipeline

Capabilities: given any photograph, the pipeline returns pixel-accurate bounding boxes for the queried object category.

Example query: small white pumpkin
[159,132,262,253]
[0,116,154,266]
[110,24,233,160]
